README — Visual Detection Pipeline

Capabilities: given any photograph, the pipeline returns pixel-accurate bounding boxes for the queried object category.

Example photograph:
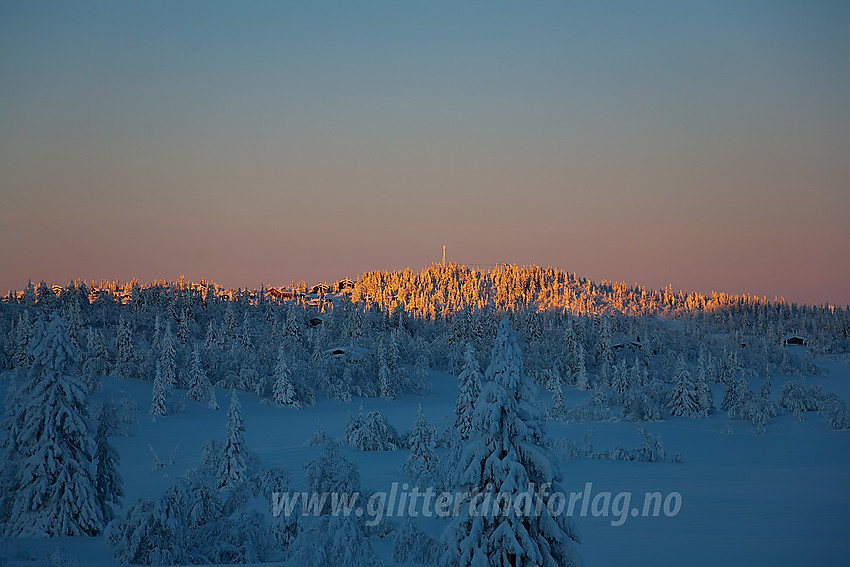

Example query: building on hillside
[311,283,330,295]
[782,334,808,346]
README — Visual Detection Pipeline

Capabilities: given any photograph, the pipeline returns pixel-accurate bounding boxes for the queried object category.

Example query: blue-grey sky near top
[1,1,848,304]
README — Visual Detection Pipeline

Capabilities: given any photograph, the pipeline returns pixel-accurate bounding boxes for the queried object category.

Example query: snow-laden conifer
[5,314,103,537]
[187,346,217,409]
[272,345,300,408]
[160,323,178,391]
[441,318,581,567]
[95,397,124,523]
[113,315,138,378]
[454,342,482,442]
[394,516,439,564]
[400,405,439,489]
[219,390,247,487]
[150,362,168,418]
[669,355,700,417]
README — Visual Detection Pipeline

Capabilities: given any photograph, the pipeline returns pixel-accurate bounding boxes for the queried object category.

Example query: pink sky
[1,2,848,305]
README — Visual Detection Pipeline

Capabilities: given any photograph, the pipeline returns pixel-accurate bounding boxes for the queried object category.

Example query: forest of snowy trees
[1,265,849,565]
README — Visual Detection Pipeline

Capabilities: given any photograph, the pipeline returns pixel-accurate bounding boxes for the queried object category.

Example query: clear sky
[1,1,848,305]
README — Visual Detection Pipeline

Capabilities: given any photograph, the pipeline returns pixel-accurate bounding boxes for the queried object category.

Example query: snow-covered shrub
[622,381,666,422]
[289,514,382,567]
[346,408,400,451]
[816,391,850,430]
[779,380,811,421]
[106,471,273,565]
[393,516,439,564]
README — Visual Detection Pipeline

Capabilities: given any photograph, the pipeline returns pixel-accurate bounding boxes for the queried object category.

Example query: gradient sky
[1,1,848,305]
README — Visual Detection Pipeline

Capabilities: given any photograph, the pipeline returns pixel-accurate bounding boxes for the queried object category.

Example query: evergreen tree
[694,369,713,418]
[95,397,124,523]
[203,319,218,349]
[377,341,397,400]
[81,326,109,394]
[273,345,300,408]
[393,516,438,564]
[240,311,254,355]
[176,308,190,343]
[596,314,614,387]
[669,355,699,417]
[355,411,401,451]
[12,310,31,369]
[454,342,482,442]
[151,314,163,353]
[400,406,439,489]
[160,323,178,392]
[219,390,247,487]
[290,512,382,567]
[547,368,567,420]
[727,374,753,420]
[187,346,217,409]
[291,439,381,567]
[412,340,433,395]
[305,438,361,498]
[573,344,589,390]
[150,362,168,418]
[441,319,581,567]
[113,315,138,378]
[4,314,103,537]
[610,359,630,405]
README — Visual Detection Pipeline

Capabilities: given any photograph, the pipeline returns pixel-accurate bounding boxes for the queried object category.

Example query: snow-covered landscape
[1,265,849,566]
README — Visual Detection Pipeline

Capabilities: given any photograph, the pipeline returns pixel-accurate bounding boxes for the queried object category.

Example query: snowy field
[3,354,849,566]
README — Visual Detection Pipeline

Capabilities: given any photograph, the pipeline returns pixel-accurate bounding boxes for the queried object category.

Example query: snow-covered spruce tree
[113,314,139,378]
[377,340,397,400]
[219,390,247,488]
[151,314,163,353]
[204,319,218,349]
[595,314,614,387]
[150,362,168,418]
[610,359,630,405]
[176,307,190,343]
[94,397,124,523]
[12,310,31,369]
[107,470,273,565]
[694,354,714,417]
[160,323,178,391]
[187,346,218,409]
[5,314,104,537]
[272,345,300,408]
[455,342,482,442]
[547,368,567,421]
[81,326,109,394]
[350,410,401,451]
[573,344,589,391]
[400,405,439,489]
[746,380,777,435]
[412,339,433,395]
[669,355,700,417]
[393,516,439,565]
[727,374,753,421]
[441,318,581,567]
[720,369,738,412]
[291,511,383,567]
[291,439,382,567]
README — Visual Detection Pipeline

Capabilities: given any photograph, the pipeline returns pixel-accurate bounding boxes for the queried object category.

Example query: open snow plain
[3,355,848,566]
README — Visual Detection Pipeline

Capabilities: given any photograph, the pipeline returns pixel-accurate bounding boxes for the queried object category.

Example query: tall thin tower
[442,245,446,266]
